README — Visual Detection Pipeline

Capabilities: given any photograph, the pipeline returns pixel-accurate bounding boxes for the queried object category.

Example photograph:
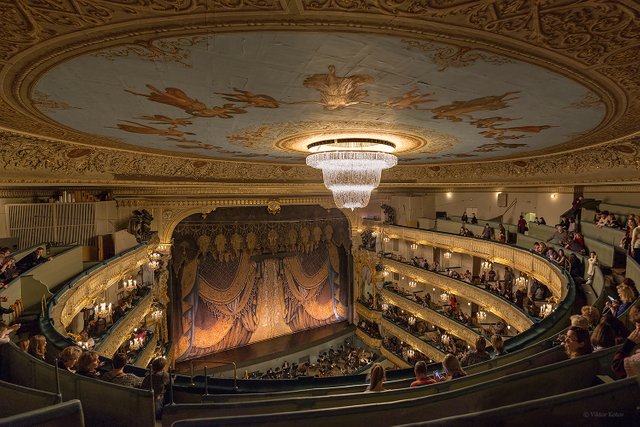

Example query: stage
[174,321,354,375]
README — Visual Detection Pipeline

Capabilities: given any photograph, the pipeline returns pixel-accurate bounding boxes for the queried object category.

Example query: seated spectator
[442,354,467,380]
[0,257,18,285]
[0,322,21,344]
[15,247,52,273]
[461,336,491,366]
[76,351,102,378]
[596,211,609,228]
[103,353,142,387]
[606,284,636,317]
[580,305,601,330]
[568,217,577,233]
[547,225,568,245]
[570,315,590,330]
[604,213,621,229]
[563,326,593,359]
[491,334,507,357]
[470,213,478,224]
[621,278,639,299]
[559,216,570,230]
[112,300,128,323]
[487,268,496,282]
[554,249,568,269]
[528,280,550,301]
[57,346,82,373]
[612,305,640,378]
[591,320,616,351]
[410,361,436,387]
[365,362,385,392]
[141,357,170,418]
[538,217,546,225]
[461,211,468,223]
[497,223,506,243]
[28,335,47,361]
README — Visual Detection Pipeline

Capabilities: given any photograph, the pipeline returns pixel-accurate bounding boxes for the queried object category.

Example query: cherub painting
[303,65,373,110]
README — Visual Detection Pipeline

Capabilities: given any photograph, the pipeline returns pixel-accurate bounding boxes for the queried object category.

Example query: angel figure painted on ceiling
[303,65,373,110]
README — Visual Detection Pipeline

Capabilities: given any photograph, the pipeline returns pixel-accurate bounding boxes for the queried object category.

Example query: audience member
[141,357,170,418]
[470,213,478,225]
[491,334,507,357]
[442,354,466,380]
[57,346,82,373]
[590,321,616,351]
[103,353,142,387]
[410,361,435,387]
[16,247,52,273]
[563,326,593,359]
[76,351,102,378]
[461,336,491,366]
[0,322,20,344]
[612,305,640,378]
[517,215,527,234]
[28,335,47,361]
[580,305,601,330]
[365,363,385,392]
[570,315,590,330]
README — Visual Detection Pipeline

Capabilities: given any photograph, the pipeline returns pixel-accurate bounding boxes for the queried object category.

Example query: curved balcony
[380,287,486,347]
[94,291,154,358]
[355,301,382,323]
[381,225,567,299]
[49,243,154,338]
[355,328,382,350]
[380,346,411,369]
[380,318,446,362]
[382,258,535,333]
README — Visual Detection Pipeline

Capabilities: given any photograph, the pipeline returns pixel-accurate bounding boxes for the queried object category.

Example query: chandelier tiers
[306,138,398,210]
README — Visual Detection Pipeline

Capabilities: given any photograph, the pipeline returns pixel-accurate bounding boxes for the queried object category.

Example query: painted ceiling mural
[33,32,605,164]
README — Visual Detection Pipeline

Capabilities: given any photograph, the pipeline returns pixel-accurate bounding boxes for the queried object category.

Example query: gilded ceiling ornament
[302,65,373,110]
[569,92,603,110]
[32,91,80,112]
[91,36,206,68]
[430,92,520,122]
[267,200,281,215]
[402,40,514,71]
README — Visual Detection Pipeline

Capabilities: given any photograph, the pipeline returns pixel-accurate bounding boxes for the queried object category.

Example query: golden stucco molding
[382,258,534,332]
[380,346,411,369]
[380,318,446,362]
[94,292,155,359]
[380,287,483,346]
[381,225,567,298]
[355,328,382,350]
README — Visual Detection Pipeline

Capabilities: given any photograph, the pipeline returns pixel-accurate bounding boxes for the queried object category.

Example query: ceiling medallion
[306,138,397,210]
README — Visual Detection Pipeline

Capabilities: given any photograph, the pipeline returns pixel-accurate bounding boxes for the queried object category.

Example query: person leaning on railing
[442,354,467,380]
[612,304,640,378]
[563,326,593,359]
[460,336,491,367]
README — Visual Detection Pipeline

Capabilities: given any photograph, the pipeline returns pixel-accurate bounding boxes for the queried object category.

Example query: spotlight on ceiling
[306,138,397,210]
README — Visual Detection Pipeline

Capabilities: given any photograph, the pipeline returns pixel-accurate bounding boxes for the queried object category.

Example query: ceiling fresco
[33,32,605,164]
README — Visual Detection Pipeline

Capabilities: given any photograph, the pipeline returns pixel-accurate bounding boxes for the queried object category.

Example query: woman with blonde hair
[27,335,46,361]
[608,285,636,317]
[580,305,601,329]
[57,346,83,373]
[442,354,466,380]
[365,363,385,392]
[76,350,102,378]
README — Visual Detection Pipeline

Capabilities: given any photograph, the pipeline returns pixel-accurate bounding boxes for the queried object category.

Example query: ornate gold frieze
[382,258,534,332]
[382,225,566,298]
[355,302,382,323]
[380,346,411,369]
[355,328,382,350]
[380,318,446,362]
[0,3,638,186]
[380,288,483,346]
[134,326,159,369]
[50,244,155,334]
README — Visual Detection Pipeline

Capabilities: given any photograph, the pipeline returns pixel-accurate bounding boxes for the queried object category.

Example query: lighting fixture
[410,242,418,250]
[408,280,417,288]
[94,302,112,318]
[306,138,397,210]
[476,310,487,321]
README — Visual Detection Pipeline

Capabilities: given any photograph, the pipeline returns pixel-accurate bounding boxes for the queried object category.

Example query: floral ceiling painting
[33,31,605,164]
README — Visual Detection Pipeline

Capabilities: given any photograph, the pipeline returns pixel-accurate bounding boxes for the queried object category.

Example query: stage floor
[175,321,353,374]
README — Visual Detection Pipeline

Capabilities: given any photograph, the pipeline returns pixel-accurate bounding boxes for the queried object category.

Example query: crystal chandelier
[306,138,397,210]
